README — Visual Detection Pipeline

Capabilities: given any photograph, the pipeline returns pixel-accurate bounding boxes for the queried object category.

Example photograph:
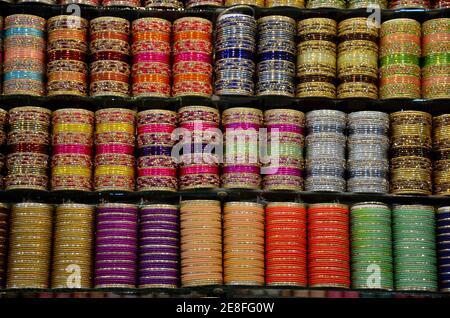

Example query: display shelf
[0,188,449,205]
[0,2,449,22]
[0,286,449,298]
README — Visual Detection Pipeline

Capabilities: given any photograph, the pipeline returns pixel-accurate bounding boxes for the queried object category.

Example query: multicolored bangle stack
[215,12,257,96]
[47,15,88,96]
[52,204,94,288]
[256,16,296,97]
[224,202,265,286]
[139,204,179,288]
[348,111,389,193]
[172,18,213,98]
[178,106,220,189]
[265,202,307,287]
[305,110,347,192]
[136,109,178,191]
[60,0,101,5]
[144,0,183,7]
[337,18,378,99]
[265,0,304,7]
[51,109,94,191]
[0,17,3,95]
[89,17,130,97]
[434,0,450,8]
[95,203,138,288]
[306,0,345,7]
[6,203,53,289]
[3,14,46,96]
[380,19,421,99]
[132,18,171,98]
[222,107,263,189]
[0,109,7,189]
[225,0,264,5]
[296,18,337,98]
[437,206,450,292]
[6,106,51,191]
[350,202,393,290]
[185,0,223,7]
[433,114,450,195]
[393,205,437,291]
[263,109,305,191]
[348,0,387,8]
[0,204,7,288]
[389,0,430,8]
[94,108,136,191]
[422,18,450,99]
[102,0,140,6]
[390,111,432,195]
[308,203,350,288]
[180,200,223,287]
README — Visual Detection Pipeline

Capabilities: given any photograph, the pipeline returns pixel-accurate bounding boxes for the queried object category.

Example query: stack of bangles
[0,109,7,189]
[94,108,136,191]
[185,0,223,7]
[90,17,130,97]
[308,203,350,288]
[102,0,140,7]
[265,0,304,7]
[433,114,450,195]
[265,202,307,287]
[222,107,263,189]
[436,206,450,292]
[178,106,220,190]
[225,0,264,5]
[3,14,46,96]
[223,202,265,286]
[0,204,7,288]
[434,0,450,8]
[390,111,432,195]
[380,18,421,99]
[59,0,101,5]
[337,17,378,99]
[172,17,213,97]
[422,18,450,99]
[256,16,296,97]
[144,0,183,7]
[180,200,223,287]
[306,0,346,8]
[0,17,3,94]
[47,15,88,96]
[296,18,337,98]
[347,0,387,8]
[51,109,94,191]
[389,0,430,8]
[215,11,257,96]
[6,107,51,191]
[136,109,178,191]
[132,18,171,97]
[263,109,305,191]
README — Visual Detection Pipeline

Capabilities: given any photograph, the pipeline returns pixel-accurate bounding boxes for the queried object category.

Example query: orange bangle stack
[308,203,350,288]
[180,200,223,287]
[266,202,307,287]
[224,202,265,286]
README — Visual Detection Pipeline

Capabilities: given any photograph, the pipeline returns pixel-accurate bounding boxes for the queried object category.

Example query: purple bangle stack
[95,203,138,288]
[139,204,179,288]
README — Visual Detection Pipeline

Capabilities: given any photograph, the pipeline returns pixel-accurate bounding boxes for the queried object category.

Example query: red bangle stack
[47,15,88,96]
[132,18,171,98]
[136,109,178,191]
[178,106,220,189]
[266,202,307,287]
[308,203,350,288]
[90,17,130,97]
[172,17,213,97]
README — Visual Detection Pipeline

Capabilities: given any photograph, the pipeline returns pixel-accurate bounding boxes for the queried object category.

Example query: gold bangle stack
[0,203,8,288]
[433,114,450,195]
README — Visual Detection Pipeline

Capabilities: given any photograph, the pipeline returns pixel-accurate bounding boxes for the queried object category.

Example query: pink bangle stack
[3,14,46,96]
[222,107,263,189]
[47,15,88,96]
[132,18,171,98]
[137,109,178,191]
[178,106,221,190]
[263,109,305,191]
[94,108,136,191]
[89,17,130,97]
[51,109,94,191]
[172,17,213,98]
